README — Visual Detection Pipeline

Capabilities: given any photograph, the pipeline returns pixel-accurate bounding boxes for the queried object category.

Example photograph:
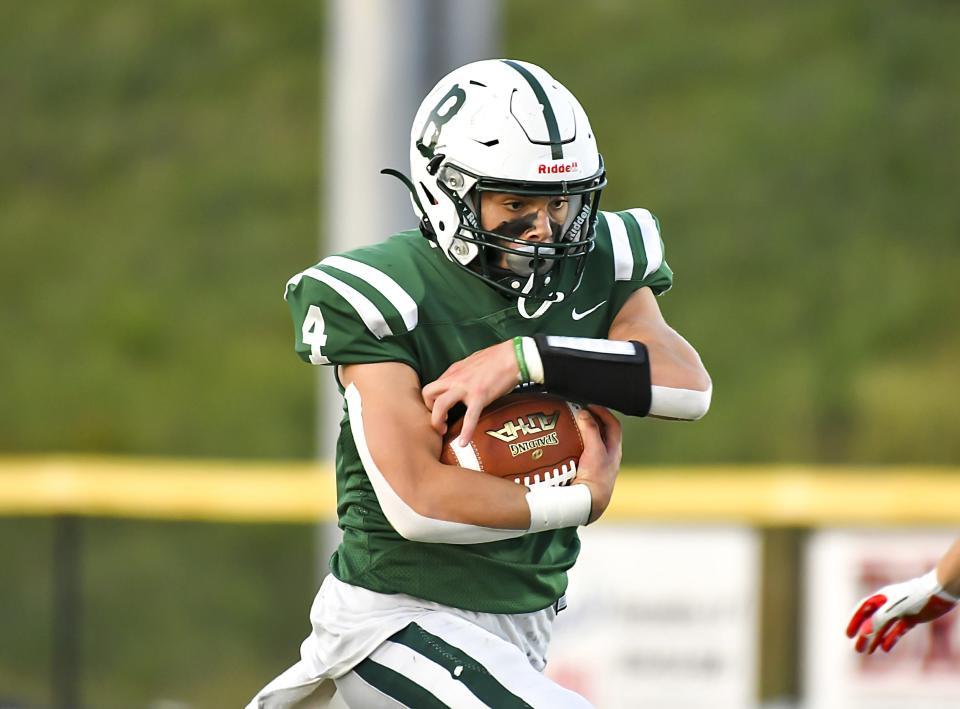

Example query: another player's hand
[572,405,622,524]
[422,340,521,445]
[846,570,958,654]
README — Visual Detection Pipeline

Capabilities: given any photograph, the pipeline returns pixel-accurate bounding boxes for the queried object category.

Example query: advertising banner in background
[805,530,960,709]
[547,525,760,709]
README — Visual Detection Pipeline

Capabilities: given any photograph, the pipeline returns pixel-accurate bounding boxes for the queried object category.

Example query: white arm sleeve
[345,384,527,544]
[649,383,712,420]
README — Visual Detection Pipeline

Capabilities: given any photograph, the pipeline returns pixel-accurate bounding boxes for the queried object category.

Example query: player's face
[480,192,569,242]
[479,192,569,270]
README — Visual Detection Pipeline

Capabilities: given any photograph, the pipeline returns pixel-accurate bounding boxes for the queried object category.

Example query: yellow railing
[1,456,957,525]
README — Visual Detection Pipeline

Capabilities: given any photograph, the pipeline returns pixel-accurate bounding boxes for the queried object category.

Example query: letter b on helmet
[416,85,466,160]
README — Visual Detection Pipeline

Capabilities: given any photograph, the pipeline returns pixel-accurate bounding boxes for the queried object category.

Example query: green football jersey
[284,208,672,614]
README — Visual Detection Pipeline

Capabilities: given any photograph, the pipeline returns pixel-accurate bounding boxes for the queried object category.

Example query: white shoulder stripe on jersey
[321,255,418,332]
[283,272,303,299]
[602,211,634,281]
[345,384,525,544]
[300,267,393,340]
[627,208,664,278]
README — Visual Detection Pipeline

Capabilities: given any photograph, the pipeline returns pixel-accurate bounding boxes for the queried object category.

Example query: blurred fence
[1,456,957,524]
[2,458,957,708]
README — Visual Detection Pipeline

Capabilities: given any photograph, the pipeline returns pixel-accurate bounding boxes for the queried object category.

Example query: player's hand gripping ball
[440,392,584,487]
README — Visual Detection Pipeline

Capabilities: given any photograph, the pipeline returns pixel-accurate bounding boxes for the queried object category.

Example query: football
[440,391,584,488]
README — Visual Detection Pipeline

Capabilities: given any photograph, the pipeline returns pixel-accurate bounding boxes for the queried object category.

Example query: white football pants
[333,611,592,708]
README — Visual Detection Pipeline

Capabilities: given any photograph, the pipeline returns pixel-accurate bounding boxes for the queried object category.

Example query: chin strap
[417,218,438,243]
[485,263,526,292]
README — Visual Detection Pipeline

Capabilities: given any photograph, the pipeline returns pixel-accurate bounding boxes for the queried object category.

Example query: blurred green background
[2,0,958,706]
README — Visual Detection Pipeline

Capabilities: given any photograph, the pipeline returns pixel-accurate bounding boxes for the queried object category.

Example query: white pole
[318,0,500,571]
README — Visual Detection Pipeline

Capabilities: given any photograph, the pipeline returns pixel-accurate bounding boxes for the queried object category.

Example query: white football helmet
[388,59,606,301]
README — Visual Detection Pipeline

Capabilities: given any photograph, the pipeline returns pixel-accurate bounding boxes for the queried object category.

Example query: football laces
[515,459,577,488]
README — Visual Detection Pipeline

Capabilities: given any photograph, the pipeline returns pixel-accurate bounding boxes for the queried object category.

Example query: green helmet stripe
[502,59,564,160]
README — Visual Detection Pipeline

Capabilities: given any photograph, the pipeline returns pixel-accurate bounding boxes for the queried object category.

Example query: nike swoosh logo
[571,301,607,320]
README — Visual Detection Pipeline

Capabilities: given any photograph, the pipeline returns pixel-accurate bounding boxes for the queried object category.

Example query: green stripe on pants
[390,623,534,708]
[353,658,449,708]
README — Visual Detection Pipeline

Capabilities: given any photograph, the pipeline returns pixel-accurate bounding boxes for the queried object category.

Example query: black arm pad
[532,334,652,416]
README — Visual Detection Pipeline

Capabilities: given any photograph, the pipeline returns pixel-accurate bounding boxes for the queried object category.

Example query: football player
[248,59,711,708]
[847,538,960,654]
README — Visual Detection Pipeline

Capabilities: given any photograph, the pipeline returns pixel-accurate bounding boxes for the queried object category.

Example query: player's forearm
[357,441,530,544]
[609,320,710,392]
[937,538,960,597]
[415,460,532,529]
[373,454,594,543]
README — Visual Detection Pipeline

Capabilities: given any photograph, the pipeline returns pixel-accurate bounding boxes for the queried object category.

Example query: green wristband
[513,336,530,384]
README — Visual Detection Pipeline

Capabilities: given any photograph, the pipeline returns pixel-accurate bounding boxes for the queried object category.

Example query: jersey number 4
[302,305,329,364]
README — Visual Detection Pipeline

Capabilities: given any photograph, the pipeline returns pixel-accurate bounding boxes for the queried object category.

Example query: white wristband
[525,484,592,533]
[521,336,545,384]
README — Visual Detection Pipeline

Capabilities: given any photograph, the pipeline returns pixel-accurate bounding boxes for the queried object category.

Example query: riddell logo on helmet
[537,161,579,175]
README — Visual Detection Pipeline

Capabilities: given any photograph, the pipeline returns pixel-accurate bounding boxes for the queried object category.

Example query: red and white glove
[846,569,959,654]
